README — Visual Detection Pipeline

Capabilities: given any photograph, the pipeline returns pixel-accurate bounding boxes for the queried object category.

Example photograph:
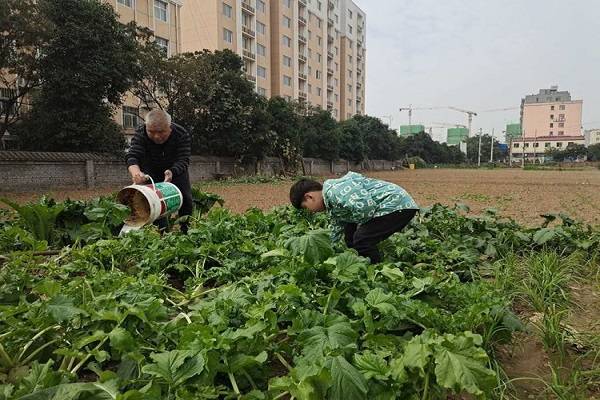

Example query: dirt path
[2,168,600,225]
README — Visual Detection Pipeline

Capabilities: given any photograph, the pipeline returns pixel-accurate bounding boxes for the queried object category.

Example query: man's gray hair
[145,109,172,129]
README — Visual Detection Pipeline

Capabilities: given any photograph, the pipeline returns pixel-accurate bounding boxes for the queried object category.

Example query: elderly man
[126,109,193,233]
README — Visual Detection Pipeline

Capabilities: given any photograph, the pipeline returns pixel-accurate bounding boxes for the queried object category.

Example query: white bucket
[117,180,183,232]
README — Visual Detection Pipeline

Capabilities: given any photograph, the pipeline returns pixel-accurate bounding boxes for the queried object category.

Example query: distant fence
[0,151,403,192]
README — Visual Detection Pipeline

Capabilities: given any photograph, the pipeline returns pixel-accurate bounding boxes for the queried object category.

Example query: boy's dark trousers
[343,209,418,264]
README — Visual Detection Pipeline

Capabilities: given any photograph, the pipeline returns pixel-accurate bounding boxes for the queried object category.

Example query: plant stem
[275,352,293,371]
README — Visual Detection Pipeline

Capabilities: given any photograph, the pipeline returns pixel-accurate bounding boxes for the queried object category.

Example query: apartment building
[106,0,184,140]
[180,0,366,120]
[511,136,585,163]
[520,86,583,139]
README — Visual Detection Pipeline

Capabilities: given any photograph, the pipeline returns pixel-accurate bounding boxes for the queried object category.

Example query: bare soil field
[2,168,600,225]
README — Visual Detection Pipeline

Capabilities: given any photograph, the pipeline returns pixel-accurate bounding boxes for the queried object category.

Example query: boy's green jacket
[323,171,419,241]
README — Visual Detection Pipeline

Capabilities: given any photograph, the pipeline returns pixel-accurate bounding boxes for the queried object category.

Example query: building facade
[180,0,366,121]
[520,86,583,139]
[585,129,600,147]
[106,0,184,140]
[510,136,585,163]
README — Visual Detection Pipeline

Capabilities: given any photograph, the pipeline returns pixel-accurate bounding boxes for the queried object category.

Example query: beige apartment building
[180,0,366,121]
[106,0,184,140]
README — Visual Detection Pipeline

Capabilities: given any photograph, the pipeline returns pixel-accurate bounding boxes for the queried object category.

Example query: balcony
[356,95,362,103]
[327,100,334,108]
[299,91,307,100]
[327,68,334,75]
[298,54,307,63]
[242,26,255,37]
[327,84,334,92]
[357,53,362,62]
[245,73,257,82]
[357,81,362,89]
[298,35,307,45]
[327,50,334,59]
[241,1,255,15]
[299,0,307,6]
[299,15,307,25]
[357,67,362,75]
[299,72,307,81]
[357,39,363,48]
[328,35,334,43]
[328,1,334,10]
[243,49,256,61]
[328,17,334,25]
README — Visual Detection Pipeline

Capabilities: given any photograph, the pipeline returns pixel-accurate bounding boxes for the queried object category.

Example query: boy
[290,171,419,263]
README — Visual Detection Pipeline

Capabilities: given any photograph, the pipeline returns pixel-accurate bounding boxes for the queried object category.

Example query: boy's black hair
[289,179,323,209]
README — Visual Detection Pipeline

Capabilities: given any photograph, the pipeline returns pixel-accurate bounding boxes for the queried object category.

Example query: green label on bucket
[154,182,182,214]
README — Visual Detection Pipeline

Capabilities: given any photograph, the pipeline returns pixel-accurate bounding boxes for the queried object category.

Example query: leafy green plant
[191,187,225,216]
[0,197,64,244]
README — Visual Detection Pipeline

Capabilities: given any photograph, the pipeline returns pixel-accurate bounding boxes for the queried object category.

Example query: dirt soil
[2,169,600,225]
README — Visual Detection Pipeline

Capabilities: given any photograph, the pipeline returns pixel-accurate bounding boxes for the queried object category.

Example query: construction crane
[447,107,478,138]
[399,105,445,127]
[479,107,520,113]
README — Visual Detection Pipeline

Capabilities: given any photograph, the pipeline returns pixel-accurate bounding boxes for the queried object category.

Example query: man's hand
[164,169,173,183]
[128,165,148,184]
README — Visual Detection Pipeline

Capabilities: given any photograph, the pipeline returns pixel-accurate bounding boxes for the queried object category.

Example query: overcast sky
[360,0,600,142]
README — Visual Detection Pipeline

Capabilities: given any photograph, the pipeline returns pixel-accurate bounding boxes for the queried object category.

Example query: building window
[558,122,564,128]
[154,0,168,22]
[282,35,292,47]
[257,22,266,35]
[257,0,266,13]
[155,36,169,56]
[316,70,321,79]
[524,143,530,148]
[513,143,519,148]
[283,16,291,28]
[545,142,551,148]
[558,131,564,135]
[317,1,322,10]
[257,66,267,78]
[556,142,563,147]
[348,25,353,34]
[549,131,554,136]
[317,87,322,96]
[222,2,232,18]
[559,105,565,110]
[318,19,322,28]
[347,84,352,92]
[258,87,267,96]
[223,28,233,43]
[317,36,322,46]
[550,114,554,119]
[257,44,266,56]
[317,53,322,62]
[533,142,539,148]
[334,78,338,86]
[283,55,292,67]
[550,123,553,128]
[349,10,353,19]
[558,114,565,120]
[122,106,140,129]
[283,75,292,86]
[348,70,352,79]
[117,0,133,7]
[550,105,555,110]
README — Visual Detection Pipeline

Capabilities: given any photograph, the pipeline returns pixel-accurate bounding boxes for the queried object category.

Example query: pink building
[521,87,583,139]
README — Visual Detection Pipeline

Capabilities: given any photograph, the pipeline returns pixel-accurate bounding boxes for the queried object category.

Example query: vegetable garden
[0,194,599,399]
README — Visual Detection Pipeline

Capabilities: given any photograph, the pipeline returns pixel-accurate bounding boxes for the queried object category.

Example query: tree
[0,0,50,137]
[350,115,400,160]
[15,0,139,153]
[465,134,507,164]
[546,144,587,162]
[397,132,465,164]
[300,106,340,160]
[266,97,303,172]
[338,118,368,162]
[587,143,600,161]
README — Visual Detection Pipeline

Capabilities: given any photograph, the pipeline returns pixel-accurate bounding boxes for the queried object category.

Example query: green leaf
[402,335,433,373]
[46,295,85,323]
[533,228,556,245]
[365,288,397,315]
[298,316,357,359]
[142,350,205,387]
[285,229,334,265]
[433,333,496,396]
[17,380,119,400]
[326,252,366,283]
[354,352,389,380]
[109,328,137,353]
[328,356,368,400]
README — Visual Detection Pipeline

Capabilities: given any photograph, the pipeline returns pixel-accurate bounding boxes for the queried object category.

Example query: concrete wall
[0,151,402,192]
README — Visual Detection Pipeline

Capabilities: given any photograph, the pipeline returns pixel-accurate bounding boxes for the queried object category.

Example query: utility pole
[477,128,483,167]
[489,128,495,163]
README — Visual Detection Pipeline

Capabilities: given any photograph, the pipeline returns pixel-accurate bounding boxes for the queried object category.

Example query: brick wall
[0,151,402,192]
